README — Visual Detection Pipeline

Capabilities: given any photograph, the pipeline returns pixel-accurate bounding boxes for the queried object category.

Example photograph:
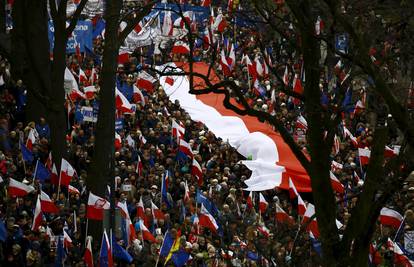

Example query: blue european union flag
[34,160,50,182]
[171,249,190,267]
[112,237,133,263]
[159,231,174,257]
[21,142,33,163]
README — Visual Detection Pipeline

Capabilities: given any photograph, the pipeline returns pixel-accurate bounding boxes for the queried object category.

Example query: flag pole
[84,219,89,247]
[289,224,301,256]
[155,230,168,266]
[32,160,39,186]
[393,216,406,241]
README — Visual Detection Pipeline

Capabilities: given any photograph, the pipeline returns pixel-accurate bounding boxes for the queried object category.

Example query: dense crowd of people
[0,0,414,266]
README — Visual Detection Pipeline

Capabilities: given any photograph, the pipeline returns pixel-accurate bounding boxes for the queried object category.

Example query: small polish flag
[118,51,130,64]
[133,85,146,106]
[288,177,299,200]
[68,185,80,195]
[353,171,361,184]
[115,87,134,113]
[136,196,145,220]
[115,132,122,151]
[84,236,94,267]
[136,154,143,177]
[283,66,289,85]
[380,207,403,229]
[343,126,358,146]
[45,151,53,170]
[246,191,254,210]
[63,229,72,248]
[40,190,59,214]
[275,204,295,225]
[333,134,340,155]
[220,49,231,76]
[331,161,343,172]
[151,201,165,221]
[32,195,43,231]
[191,158,203,186]
[353,100,365,116]
[358,147,371,166]
[172,40,190,54]
[136,71,156,94]
[330,171,344,194]
[384,146,399,158]
[179,139,193,158]
[213,13,227,33]
[87,192,110,221]
[199,204,219,233]
[303,204,320,238]
[257,224,271,238]
[8,178,35,197]
[258,193,268,214]
[184,180,190,203]
[60,158,75,187]
[139,220,157,243]
[293,73,304,94]
[296,115,308,130]
[117,201,136,245]
[50,163,59,185]
[26,128,37,151]
[172,119,185,142]
[83,86,97,100]
[297,194,307,216]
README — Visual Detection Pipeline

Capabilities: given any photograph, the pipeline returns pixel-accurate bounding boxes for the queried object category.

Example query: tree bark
[0,0,5,34]
[88,0,122,240]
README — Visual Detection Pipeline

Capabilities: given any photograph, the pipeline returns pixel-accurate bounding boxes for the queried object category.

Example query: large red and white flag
[40,191,59,214]
[115,87,134,113]
[199,204,219,233]
[330,171,344,194]
[259,193,268,214]
[60,158,75,187]
[32,195,42,231]
[87,192,110,220]
[358,147,371,166]
[380,207,404,229]
[151,201,165,221]
[191,158,203,186]
[8,178,35,197]
[26,128,37,151]
[275,203,295,225]
[84,236,94,267]
[179,138,193,158]
[139,220,157,243]
[136,71,156,94]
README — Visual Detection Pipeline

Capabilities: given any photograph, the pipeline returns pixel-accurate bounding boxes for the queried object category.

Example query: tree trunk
[88,0,122,240]
[48,2,68,171]
[0,0,5,34]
